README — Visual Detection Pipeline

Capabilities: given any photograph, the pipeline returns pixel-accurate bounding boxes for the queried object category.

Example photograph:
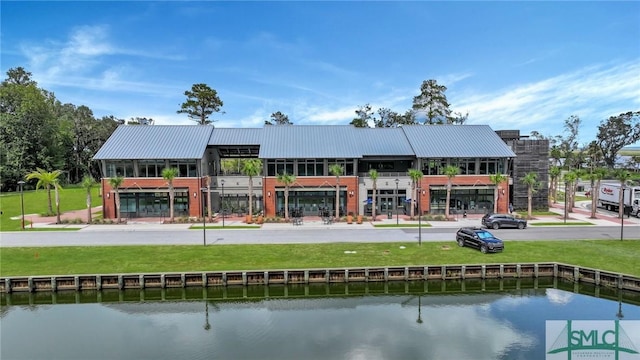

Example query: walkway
[16,201,640,231]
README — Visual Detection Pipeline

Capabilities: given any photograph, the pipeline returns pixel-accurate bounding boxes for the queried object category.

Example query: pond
[1,278,639,360]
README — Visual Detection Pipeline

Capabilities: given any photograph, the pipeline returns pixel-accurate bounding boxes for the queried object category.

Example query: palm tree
[368,169,379,221]
[108,176,124,223]
[549,166,561,204]
[521,172,538,219]
[329,164,344,221]
[81,175,96,224]
[443,165,459,218]
[408,169,423,218]
[585,168,607,219]
[572,169,587,209]
[613,169,633,219]
[276,172,296,221]
[489,173,508,213]
[25,168,62,215]
[242,159,263,218]
[162,167,179,223]
[562,172,577,214]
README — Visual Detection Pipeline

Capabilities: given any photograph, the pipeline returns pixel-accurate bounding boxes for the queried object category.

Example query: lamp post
[417,186,422,246]
[620,185,625,242]
[220,179,225,228]
[416,296,423,324]
[395,178,399,226]
[201,187,207,246]
[563,181,568,224]
[18,180,25,230]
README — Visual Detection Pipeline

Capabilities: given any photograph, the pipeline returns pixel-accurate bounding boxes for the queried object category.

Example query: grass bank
[0,186,101,232]
[1,240,639,277]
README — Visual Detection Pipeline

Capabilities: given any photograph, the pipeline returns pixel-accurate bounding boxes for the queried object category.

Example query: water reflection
[1,279,639,360]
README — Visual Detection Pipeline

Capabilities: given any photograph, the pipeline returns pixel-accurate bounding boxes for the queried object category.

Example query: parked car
[455,227,504,253]
[482,213,527,229]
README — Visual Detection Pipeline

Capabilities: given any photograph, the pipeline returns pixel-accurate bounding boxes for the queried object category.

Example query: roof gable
[93,125,214,160]
[401,125,516,158]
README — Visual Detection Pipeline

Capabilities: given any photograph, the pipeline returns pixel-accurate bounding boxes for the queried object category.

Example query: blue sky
[2,1,639,145]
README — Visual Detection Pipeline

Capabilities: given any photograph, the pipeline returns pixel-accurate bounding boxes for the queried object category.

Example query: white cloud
[452,60,640,141]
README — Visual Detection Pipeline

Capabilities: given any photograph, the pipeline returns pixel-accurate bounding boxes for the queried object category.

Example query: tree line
[3,65,639,196]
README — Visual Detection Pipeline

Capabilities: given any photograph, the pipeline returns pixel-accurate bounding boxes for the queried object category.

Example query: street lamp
[220,179,225,228]
[395,178,399,226]
[201,187,207,246]
[417,186,422,246]
[18,180,25,230]
[563,181,568,224]
[620,185,625,242]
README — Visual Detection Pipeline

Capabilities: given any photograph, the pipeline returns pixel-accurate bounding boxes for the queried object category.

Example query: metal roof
[355,128,415,156]
[93,125,214,160]
[208,128,262,145]
[259,125,362,159]
[401,125,516,158]
[93,124,516,161]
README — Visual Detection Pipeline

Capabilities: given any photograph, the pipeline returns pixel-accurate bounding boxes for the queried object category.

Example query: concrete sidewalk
[21,200,640,232]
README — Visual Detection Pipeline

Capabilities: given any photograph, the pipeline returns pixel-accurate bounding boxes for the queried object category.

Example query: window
[106,161,134,177]
[138,160,165,177]
[328,159,354,176]
[267,159,294,176]
[423,158,446,175]
[169,160,198,177]
[297,159,324,176]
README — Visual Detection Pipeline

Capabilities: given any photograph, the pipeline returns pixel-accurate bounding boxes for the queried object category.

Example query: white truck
[598,183,640,217]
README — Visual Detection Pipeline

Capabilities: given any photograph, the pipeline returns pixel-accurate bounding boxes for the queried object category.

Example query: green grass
[0,186,102,232]
[530,222,594,226]
[1,240,639,277]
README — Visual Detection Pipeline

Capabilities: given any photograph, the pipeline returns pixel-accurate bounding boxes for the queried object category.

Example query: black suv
[455,227,504,253]
[481,213,527,229]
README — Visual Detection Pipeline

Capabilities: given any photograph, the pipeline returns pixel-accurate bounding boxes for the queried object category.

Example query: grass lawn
[0,186,102,232]
[1,240,639,277]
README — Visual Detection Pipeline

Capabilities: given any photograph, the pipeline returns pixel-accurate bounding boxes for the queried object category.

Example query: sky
[2,1,639,146]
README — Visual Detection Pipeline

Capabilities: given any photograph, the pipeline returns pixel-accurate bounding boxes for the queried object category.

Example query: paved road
[1,225,637,247]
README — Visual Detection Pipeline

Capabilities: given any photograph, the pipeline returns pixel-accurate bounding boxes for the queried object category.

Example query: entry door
[379,196,393,213]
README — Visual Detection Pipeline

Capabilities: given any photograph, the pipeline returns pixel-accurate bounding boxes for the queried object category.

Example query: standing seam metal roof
[401,125,516,158]
[355,128,415,156]
[259,125,362,159]
[208,128,263,145]
[93,124,516,160]
[93,125,214,160]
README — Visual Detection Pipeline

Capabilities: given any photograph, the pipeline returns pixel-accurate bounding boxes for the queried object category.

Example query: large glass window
[267,159,295,176]
[169,160,198,177]
[328,159,354,176]
[429,188,494,214]
[117,191,189,218]
[297,159,324,176]
[479,158,500,175]
[454,158,476,175]
[106,161,134,177]
[423,158,446,175]
[138,160,165,177]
